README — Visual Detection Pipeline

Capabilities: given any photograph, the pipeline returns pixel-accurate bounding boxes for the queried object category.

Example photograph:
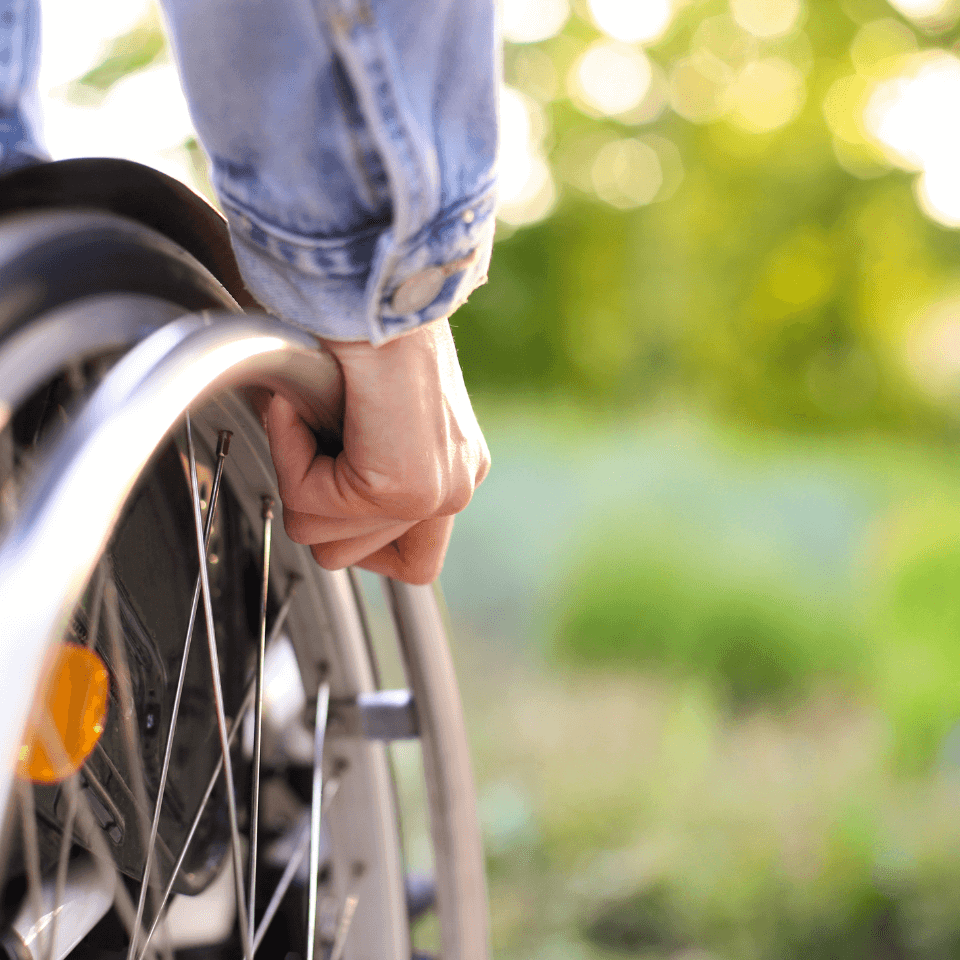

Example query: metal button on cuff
[389,249,480,315]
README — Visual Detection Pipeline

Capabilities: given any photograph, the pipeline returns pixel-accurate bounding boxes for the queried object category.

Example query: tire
[0,208,489,960]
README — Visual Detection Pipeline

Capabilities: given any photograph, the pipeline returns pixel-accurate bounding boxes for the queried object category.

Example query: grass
[436,404,960,958]
[453,647,960,960]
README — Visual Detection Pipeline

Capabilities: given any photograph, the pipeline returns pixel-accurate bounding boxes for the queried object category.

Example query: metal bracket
[328,689,419,741]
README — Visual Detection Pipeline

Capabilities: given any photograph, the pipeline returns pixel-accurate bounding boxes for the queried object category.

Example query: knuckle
[359,469,444,519]
[443,480,473,515]
[402,559,442,586]
[282,509,315,544]
[476,446,492,486]
[311,544,345,571]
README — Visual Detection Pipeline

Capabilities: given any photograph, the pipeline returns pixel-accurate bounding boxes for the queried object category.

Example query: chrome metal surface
[0,295,184,432]
[248,495,274,946]
[385,579,492,960]
[329,690,419,741]
[47,773,80,960]
[128,428,231,960]
[0,305,486,960]
[306,680,331,960]
[0,311,342,844]
[104,571,170,960]
[186,413,252,960]
[6,854,116,960]
[136,593,297,960]
[329,893,359,960]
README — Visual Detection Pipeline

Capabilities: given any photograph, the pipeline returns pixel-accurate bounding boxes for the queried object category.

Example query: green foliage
[458,0,960,440]
[68,13,166,101]
[576,814,960,960]
[553,536,866,708]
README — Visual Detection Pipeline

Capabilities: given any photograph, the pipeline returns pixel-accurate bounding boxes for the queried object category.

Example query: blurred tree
[456,0,960,437]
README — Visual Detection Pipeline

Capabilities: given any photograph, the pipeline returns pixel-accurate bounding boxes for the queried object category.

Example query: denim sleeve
[159,0,499,343]
[0,0,46,171]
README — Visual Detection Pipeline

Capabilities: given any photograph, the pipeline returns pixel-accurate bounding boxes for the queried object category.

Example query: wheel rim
[0,311,411,960]
[0,308,489,960]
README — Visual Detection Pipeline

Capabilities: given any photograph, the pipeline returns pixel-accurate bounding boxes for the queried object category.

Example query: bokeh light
[587,0,675,45]
[916,165,960,229]
[497,86,556,226]
[570,40,653,117]
[885,0,959,31]
[864,51,960,171]
[39,0,152,91]
[591,138,663,209]
[692,14,757,73]
[905,297,960,398]
[729,0,803,39]
[43,63,196,185]
[500,0,570,45]
[38,0,204,192]
[725,58,806,133]
[864,50,960,226]
[669,53,728,123]
[849,18,917,77]
[510,46,560,102]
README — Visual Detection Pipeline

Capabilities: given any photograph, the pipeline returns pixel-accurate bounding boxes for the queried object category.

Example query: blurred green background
[48,0,960,954]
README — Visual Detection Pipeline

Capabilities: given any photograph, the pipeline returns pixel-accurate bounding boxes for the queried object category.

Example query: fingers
[353,516,455,585]
[266,393,318,497]
[282,507,402,545]
[309,522,415,570]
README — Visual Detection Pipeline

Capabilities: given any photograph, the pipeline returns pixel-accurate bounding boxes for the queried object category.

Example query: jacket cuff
[221,179,495,344]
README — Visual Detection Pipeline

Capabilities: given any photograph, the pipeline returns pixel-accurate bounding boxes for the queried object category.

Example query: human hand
[264,318,490,585]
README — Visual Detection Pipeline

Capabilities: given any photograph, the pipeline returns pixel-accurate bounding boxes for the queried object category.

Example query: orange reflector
[17,642,110,784]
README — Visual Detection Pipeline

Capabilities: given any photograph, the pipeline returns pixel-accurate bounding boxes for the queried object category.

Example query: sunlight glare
[730,0,803,39]
[587,0,675,45]
[864,52,960,171]
[42,63,198,188]
[501,0,570,44]
[571,41,653,117]
[498,87,557,226]
[865,52,960,227]
[39,0,153,91]
[885,0,958,27]
[916,164,960,228]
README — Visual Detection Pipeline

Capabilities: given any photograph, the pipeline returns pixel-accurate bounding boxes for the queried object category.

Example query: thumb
[266,393,319,500]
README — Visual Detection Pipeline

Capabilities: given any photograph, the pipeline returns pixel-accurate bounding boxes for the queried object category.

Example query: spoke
[135,584,298,960]
[127,430,231,960]
[329,893,360,960]
[248,495,273,945]
[34,710,158,960]
[73,780,159,960]
[306,680,331,960]
[84,560,105,649]
[185,412,253,960]
[46,773,80,960]
[104,569,174,960]
[17,778,48,960]
[253,777,341,955]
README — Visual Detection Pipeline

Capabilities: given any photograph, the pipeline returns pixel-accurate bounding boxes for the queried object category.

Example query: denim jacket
[0,0,499,344]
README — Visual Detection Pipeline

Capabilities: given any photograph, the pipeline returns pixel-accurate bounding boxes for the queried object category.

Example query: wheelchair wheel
[0,208,488,960]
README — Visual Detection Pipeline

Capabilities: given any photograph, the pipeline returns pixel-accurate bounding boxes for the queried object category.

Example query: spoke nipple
[216,430,233,458]
[261,495,274,520]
